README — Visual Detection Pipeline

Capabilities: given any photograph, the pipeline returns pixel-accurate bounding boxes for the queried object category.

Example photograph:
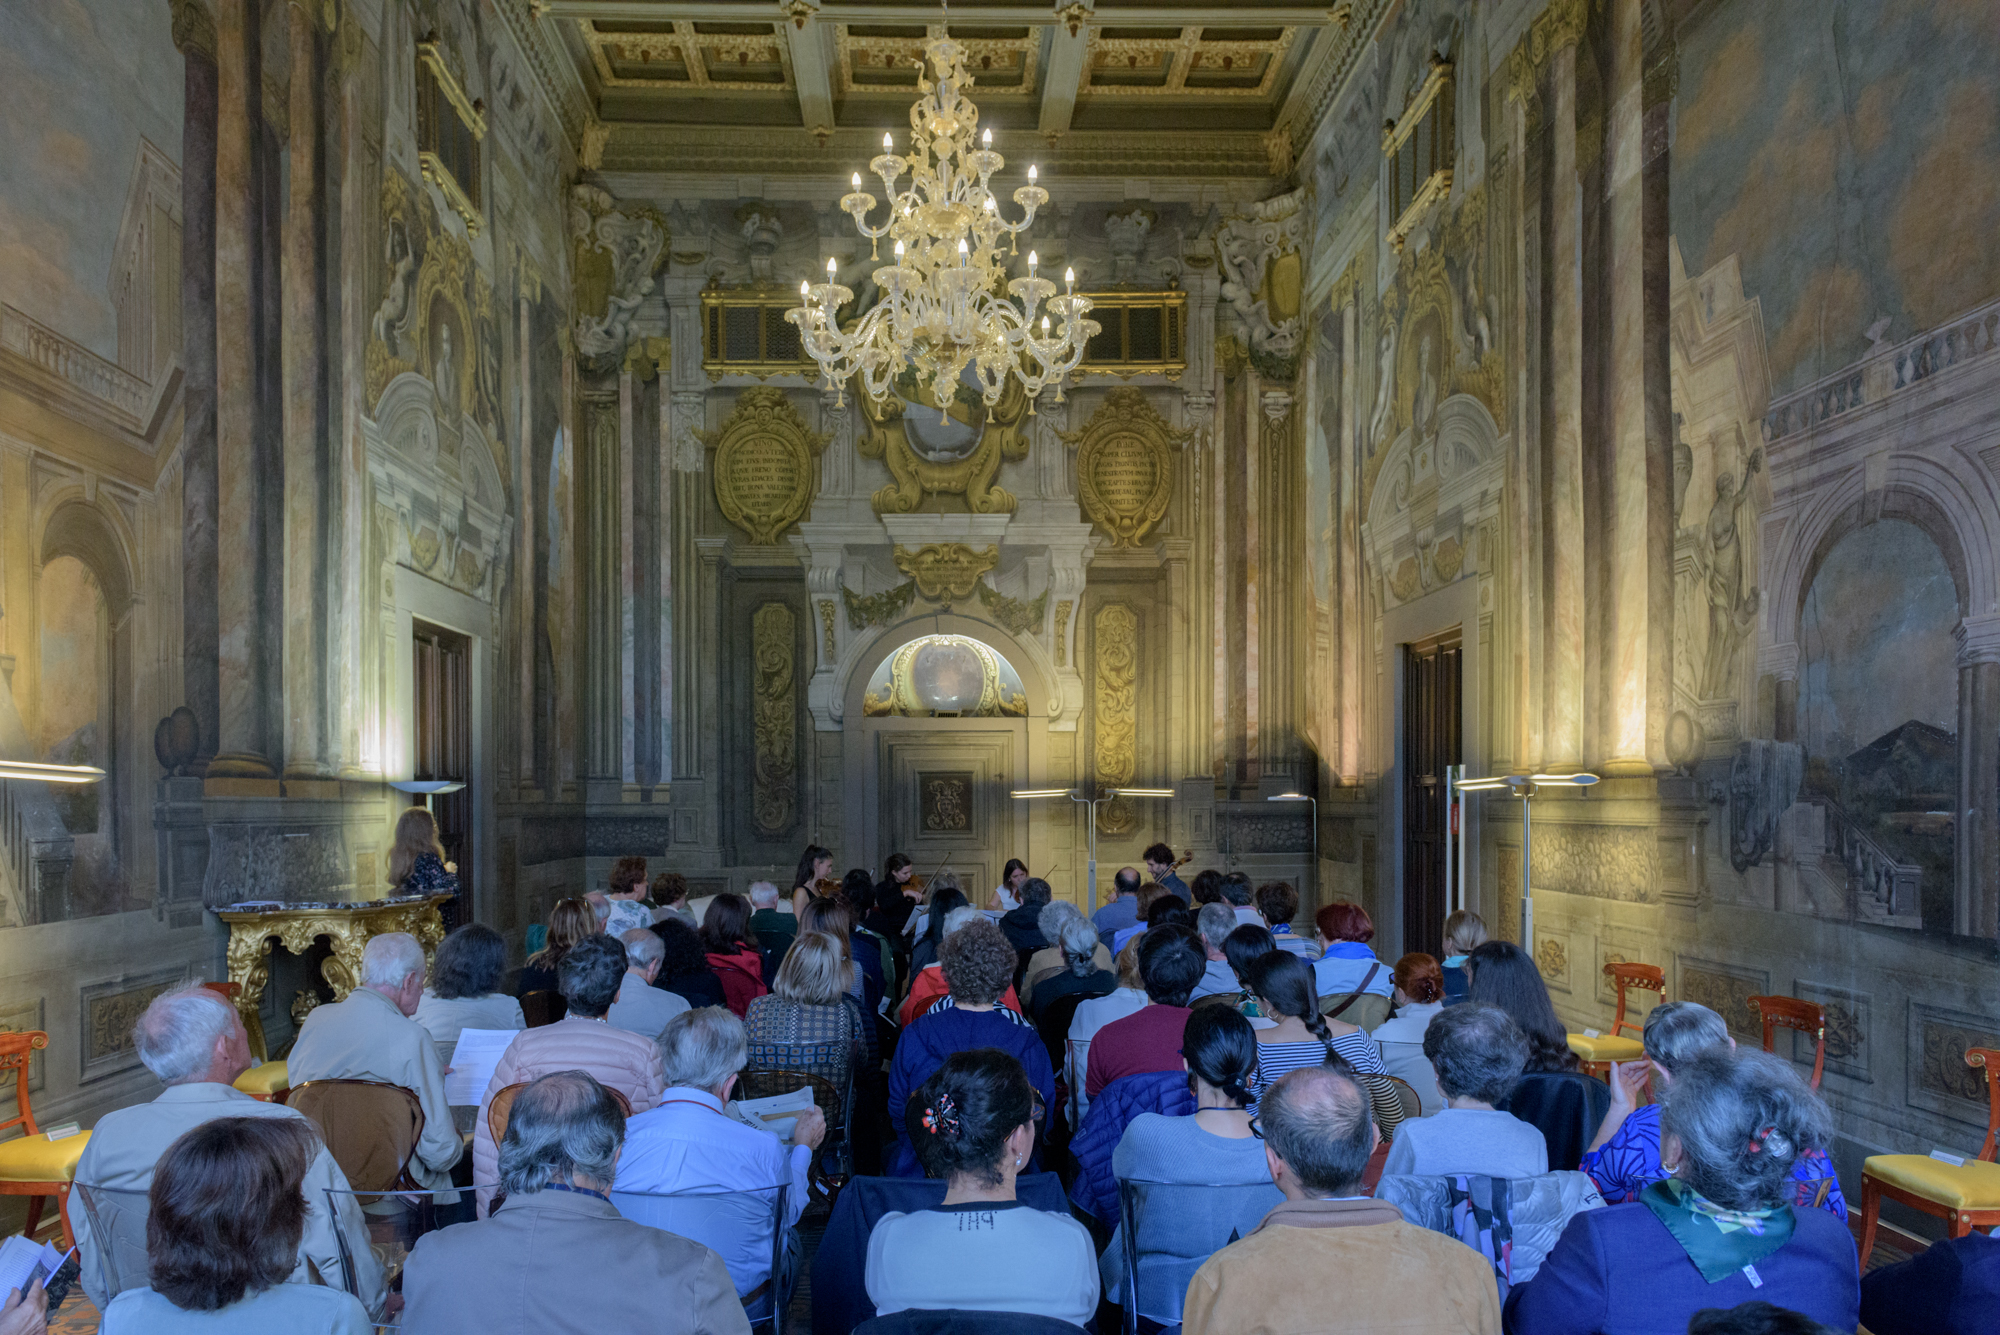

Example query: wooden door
[1401,639,1461,956]
[414,621,471,926]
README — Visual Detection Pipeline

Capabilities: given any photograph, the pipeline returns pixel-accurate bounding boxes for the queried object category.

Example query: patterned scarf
[1640,1178,1795,1282]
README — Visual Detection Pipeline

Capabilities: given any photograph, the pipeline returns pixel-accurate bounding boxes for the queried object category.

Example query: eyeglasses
[1247,1113,1265,1141]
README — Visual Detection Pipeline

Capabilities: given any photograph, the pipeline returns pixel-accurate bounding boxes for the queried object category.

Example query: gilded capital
[169,0,217,58]
[1540,0,1590,55]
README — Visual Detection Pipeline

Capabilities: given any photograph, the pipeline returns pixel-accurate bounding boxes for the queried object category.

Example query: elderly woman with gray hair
[1579,1001,1845,1219]
[1022,902,1116,1013]
[1503,1048,1859,1335]
[403,1071,751,1335]
[1382,1002,1549,1179]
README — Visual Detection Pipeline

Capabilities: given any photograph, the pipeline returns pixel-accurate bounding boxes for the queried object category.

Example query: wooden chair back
[1602,963,1666,1040]
[1192,992,1245,1012]
[289,1079,426,1192]
[1748,995,1827,1090]
[1384,1075,1423,1126]
[520,991,565,1028]
[488,1081,631,1150]
[1969,1047,2000,1162]
[0,1032,50,1136]
[200,981,242,1003]
[738,1068,846,1135]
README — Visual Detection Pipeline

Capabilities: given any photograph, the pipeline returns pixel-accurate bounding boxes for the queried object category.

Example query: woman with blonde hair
[744,931,862,1097]
[515,896,593,1000]
[386,807,456,895]
[1440,908,1488,1005]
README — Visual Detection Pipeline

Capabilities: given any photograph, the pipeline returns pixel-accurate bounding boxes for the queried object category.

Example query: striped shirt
[1251,1030,1405,1140]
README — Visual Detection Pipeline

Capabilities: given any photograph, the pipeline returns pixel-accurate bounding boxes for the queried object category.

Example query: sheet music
[444,1028,518,1107]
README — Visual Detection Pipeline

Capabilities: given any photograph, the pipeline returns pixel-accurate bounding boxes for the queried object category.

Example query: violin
[812,877,841,898]
[1171,849,1194,871]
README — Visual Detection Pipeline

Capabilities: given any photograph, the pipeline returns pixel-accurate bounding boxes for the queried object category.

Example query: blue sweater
[1503,1200,1859,1335]
[885,1007,1055,1175]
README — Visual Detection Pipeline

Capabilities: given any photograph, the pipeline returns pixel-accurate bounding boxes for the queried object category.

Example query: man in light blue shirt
[614,1008,825,1305]
[1092,867,1143,947]
[1190,903,1243,999]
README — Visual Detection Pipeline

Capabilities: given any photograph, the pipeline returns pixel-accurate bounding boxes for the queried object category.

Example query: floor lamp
[1267,792,1318,901]
[1449,772,1599,944]
[1010,786,1173,913]
[388,779,465,812]
[0,760,106,785]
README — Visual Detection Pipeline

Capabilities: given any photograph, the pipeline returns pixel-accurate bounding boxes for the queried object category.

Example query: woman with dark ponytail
[1245,951,1406,1142]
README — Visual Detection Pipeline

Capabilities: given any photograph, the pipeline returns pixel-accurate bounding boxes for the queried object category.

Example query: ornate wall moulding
[1092,601,1140,834]
[975,578,1049,636]
[702,387,830,545]
[842,578,916,630]
[751,602,798,836]
[1062,388,1192,549]
[892,543,1000,602]
[855,374,1030,515]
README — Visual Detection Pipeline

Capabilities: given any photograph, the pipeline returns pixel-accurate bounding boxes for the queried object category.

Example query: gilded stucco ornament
[701,388,831,546]
[1061,388,1193,549]
[855,372,1030,515]
[893,544,1000,602]
[751,603,798,835]
[1093,602,1140,834]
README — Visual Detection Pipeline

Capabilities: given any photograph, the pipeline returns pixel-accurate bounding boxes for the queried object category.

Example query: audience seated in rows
[406,1071,750,1335]
[1025,912,1116,1021]
[1188,867,1223,906]
[287,932,461,1191]
[616,1007,824,1300]
[1244,951,1404,1140]
[1019,898,1109,1008]
[1504,1049,1859,1334]
[75,984,385,1318]
[1440,910,1488,1006]
[1221,923,1278,1022]
[1107,883,1179,956]
[1218,873,1263,930]
[888,918,1053,1175]
[98,1117,374,1334]
[1859,1230,2000,1335]
[1190,904,1244,1000]
[1089,867,1144,945]
[654,871,698,928]
[746,881,798,972]
[1580,1001,1846,1218]
[1255,881,1319,960]
[836,872,899,1005]
[1465,939,1608,1171]
[799,896,873,1015]
[1182,1066,1503,1335]
[702,894,770,1017]
[1372,952,1447,1114]
[516,896,592,1001]
[651,915,730,1010]
[475,933,665,1211]
[906,881,967,980]
[997,874,1054,955]
[900,907,1024,1025]
[602,855,657,936]
[745,930,862,1095]
[1384,1003,1546,1179]
[1311,901,1395,1002]
[1084,926,1207,1098]
[607,927,692,1042]
[415,924,526,1059]
[868,1051,1097,1326]
[1065,935,1149,1124]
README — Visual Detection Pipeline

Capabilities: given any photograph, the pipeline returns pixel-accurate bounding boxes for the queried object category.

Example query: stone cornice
[1274,0,1388,155]
[169,0,217,59]
[490,0,590,155]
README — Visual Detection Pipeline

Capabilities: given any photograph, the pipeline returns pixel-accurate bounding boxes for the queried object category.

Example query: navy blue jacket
[1503,1200,1859,1335]
[884,1006,1055,1176]
[1860,1232,2000,1335]
[1066,1069,1195,1229]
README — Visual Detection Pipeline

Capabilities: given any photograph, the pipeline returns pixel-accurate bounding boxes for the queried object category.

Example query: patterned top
[1251,1030,1405,1141]
[1579,1103,1848,1221]
[401,852,459,895]
[743,994,857,1092]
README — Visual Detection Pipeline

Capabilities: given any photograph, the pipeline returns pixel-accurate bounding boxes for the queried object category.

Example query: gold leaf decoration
[893,544,999,603]
[751,602,797,836]
[1093,602,1139,834]
[1061,388,1192,548]
[703,388,831,545]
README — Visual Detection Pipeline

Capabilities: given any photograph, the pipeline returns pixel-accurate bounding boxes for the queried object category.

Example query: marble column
[333,20,368,777]
[1336,283,1362,785]
[1259,388,1296,790]
[580,383,623,803]
[173,0,221,771]
[1543,32,1585,772]
[208,0,273,777]
[1507,66,1540,775]
[281,0,326,778]
[1955,617,2000,938]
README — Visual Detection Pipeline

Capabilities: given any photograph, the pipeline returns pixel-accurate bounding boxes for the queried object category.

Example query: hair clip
[923,1090,961,1138]
[1747,1123,1777,1153]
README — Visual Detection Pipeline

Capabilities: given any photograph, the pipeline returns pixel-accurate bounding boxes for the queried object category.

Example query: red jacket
[705,947,767,1017]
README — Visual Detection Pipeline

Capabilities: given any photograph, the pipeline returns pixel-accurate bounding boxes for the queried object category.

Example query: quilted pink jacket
[473,1017,665,1212]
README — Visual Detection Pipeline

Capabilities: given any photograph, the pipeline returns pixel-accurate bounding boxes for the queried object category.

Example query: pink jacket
[473,1017,665,1213]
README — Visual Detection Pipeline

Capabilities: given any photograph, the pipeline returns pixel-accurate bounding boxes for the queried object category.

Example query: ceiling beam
[784,17,837,140]
[542,1,1337,26]
[1037,3,1090,141]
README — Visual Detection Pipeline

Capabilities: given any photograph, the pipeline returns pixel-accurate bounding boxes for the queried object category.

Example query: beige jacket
[472,1017,665,1209]
[1181,1198,1502,1335]
[287,986,462,1190]
[402,1185,751,1335]
[72,1083,387,1318]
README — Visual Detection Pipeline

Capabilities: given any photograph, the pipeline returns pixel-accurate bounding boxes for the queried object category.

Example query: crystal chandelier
[786,35,1098,419]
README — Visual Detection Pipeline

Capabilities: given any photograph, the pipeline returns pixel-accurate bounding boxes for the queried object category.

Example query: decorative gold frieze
[843,579,916,630]
[1054,600,1074,666]
[751,602,798,836]
[856,374,1030,515]
[1092,602,1139,834]
[817,600,837,658]
[702,388,830,545]
[1061,388,1192,549]
[975,579,1049,637]
[893,544,1000,603]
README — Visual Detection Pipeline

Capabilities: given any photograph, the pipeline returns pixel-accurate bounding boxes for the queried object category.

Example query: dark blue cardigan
[1860,1232,2000,1335]
[1502,1200,1859,1334]
[884,1006,1055,1176]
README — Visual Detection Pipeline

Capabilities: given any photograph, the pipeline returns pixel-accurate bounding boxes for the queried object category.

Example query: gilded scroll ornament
[702,388,831,546]
[751,602,798,835]
[855,372,1030,515]
[894,544,1000,602]
[1093,602,1140,834]
[843,579,917,630]
[1061,388,1193,549]
[1054,600,1074,666]
[975,578,1049,637]
[818,600,838,659]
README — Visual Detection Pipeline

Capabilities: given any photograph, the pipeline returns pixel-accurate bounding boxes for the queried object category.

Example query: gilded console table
[215,893,453,1060]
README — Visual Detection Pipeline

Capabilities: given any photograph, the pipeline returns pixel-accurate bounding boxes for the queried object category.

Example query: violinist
[791,844,835,918]
[870,854,922,939]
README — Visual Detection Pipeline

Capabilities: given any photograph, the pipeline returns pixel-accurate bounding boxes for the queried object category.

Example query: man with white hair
[288,931,462,1190]
[615,1008,825,1305]
[745,879,796,966]
[72,984,387,1317]
[1191,902,1245,999]
[606,927,690,1041]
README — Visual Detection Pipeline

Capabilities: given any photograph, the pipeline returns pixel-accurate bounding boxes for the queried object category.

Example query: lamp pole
[1012,786,1174,914]
[1449,772,1599,944]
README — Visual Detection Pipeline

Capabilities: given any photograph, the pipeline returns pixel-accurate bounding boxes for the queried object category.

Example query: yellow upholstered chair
[0,1031,87,1250]
[233,1060,291,1104]
[1749,995,1827,1090]
[1566,963,1665,1077]
[1858,1046,2000,1263]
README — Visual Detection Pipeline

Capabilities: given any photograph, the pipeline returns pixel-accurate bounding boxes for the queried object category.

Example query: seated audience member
[617,1008,825,1298]
[1108,882,1177,956]
[868,1051,1097,1326]
[1859,1232,2000,1335]
[1244,952,1403,1140]
[415,924,526,1058]
[1217,872,1262,929]
[1689,1302,1846,1335]
[652,915,729,1010]
[653,871,697,926]
[603,855,655,935]
[475,933,666,1208]
[908,883,969,978]
[1580,1002,1845,1218]
[607,927,692,1041]
[998,873,1053,955]
[1182,1067,1502,1335]
[744,931,861,1095]
[1222,924,1278,1021]
[1021,900,1108,1006]
[1066,935,1150,1123]
[1028,914,1117,1020]
[287,932,460,1190]
[517,896,593,1000]
[98,1118,373,1335]
[1191,904,1245,1000]
[1465,940,1606,1170]
[1256,882,1319,959]
[1440,910,1488,1006]
[746,881,797,969]
[838,872,895,998]
[1311,901,1395,1002]
[387,806,459,896]
[1143,843,1190,903]
[1093,868,1144,945]
[900,907,1024,1025]
[799,896,871,1008]
[1104,1007,1282,1305]
[1382,1003,1546,1178]
[1084,925,1207,1098]
[888,918,1055,1175]
[1372,953,1447,1115]
[1188,867,1224,907]
[1505,1051,1858,1335]
[701,893,769,1017]
[75,985,384,1318]
[405,1072,749,1335]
